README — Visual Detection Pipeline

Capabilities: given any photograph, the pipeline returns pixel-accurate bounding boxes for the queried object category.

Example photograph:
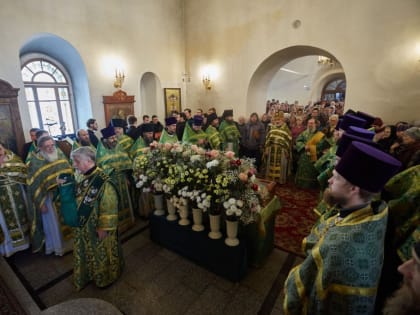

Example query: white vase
[178,204,190,226]
[166,198,177,221]
[192,208,205,232]
[153,194,165,216]
[225,220,240,246]
[208,214,222,239]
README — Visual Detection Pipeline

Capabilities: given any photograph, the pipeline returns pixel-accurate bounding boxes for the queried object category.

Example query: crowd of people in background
[0,98,419,314]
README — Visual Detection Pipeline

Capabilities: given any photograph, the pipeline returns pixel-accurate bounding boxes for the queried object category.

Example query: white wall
[0,0,184,139]
[184,0,420,123]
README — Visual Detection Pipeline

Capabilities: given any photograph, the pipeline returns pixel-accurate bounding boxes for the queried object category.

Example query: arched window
[322,79,346,102]
[21,58,76,137]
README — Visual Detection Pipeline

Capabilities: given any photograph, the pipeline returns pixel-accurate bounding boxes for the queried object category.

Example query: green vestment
[182,122,208,146]
[294,129,320,189]
[0,151,30,255]
[27,149,74,253]
[284,201,388,315]
[205,125,222,150]
[383,165,420,261]
[159,129,179,144]
[63,167,124,291]
[219,120,240,156]
[96,141,134,233]
[118,134,134,154]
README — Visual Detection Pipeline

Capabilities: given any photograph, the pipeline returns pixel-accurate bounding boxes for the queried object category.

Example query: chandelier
[317,56,336,67]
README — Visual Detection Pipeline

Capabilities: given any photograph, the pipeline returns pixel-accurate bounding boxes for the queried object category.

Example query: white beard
[41,150,58,162]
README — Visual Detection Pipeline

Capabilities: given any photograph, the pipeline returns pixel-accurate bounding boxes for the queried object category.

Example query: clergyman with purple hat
[284,141,402,314]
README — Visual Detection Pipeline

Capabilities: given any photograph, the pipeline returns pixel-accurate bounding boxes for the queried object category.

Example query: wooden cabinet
[103,89,135,125]
[0,79,25,157]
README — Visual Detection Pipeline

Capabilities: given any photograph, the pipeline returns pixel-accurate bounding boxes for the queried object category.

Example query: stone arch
[246,45,345,113]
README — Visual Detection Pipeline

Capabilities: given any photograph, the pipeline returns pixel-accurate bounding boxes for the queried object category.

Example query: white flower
[226,209,234,216]
[228,198,236,205]
[235,209,243,217]
[236,200,244,208]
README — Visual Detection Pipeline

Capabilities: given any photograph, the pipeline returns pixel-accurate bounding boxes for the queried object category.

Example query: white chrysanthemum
[226,209,234,216]
[228,198,236,205]
[236,200,244,208]
[223,201,230,209]
[235,209,243,217]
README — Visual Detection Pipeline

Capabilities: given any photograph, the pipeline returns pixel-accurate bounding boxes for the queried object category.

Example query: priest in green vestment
[219,109,240,156]
[0,142,31,257]
[284,141,402,315]
[111,118,134,154]
[159,116,179,144]
[27,135,74,255]
[182,115,208,147]
[294,118,323,188]
[58,146,123,291]
[130,123,155,160]
[97,126,134,233]
[205,113,222,150]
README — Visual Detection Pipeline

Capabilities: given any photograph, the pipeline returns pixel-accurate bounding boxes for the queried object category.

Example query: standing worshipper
[86,118,99,148]
[219,109,241,156]
[0,141,30,257]
[57,147,124,291]
[130,123,155,159]
[176,112,187,141]
[262,111,292,184]
[126,115,138,140]
[27,135,74,255]
[205,113,222,150]
[96,126,134,233]
[159,117,179,144]
[72,129,95,151]
[242,113,266,171]
[111,118,134,154]
[21,128,39,162]
[294,118,324,188]
[182,115,208,147]
[159,116,178,143]
[382,241,420,315]
[151,115,164,141]
[284,141,402,315]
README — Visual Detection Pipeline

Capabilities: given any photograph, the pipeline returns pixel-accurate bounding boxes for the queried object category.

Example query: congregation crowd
[0,98,419,314]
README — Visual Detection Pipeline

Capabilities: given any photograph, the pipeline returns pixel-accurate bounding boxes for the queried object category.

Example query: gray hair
[37,135,55,148]
[71,146,96,162]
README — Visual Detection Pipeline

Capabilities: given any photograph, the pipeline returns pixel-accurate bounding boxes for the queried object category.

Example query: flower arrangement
[132,143,264,225]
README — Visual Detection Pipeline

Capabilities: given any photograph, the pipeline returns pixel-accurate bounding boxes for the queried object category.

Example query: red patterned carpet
[274,182,319,257]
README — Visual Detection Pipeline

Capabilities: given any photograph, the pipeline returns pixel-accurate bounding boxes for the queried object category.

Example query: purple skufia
[340,114,367,131]
[165,117,177,126]
[335,141,402,193]
[193,115,203,126]
[346,126,375,140]
[355,111,376,127]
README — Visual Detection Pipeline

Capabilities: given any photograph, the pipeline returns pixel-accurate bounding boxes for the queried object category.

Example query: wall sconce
[114,69,125,89]
[202,74,211,90]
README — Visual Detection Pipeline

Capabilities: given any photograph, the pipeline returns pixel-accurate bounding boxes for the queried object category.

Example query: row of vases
[153,194,239,247]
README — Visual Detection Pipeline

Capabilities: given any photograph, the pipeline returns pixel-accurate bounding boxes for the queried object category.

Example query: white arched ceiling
[140,72,162,118]
[246,45,345,112]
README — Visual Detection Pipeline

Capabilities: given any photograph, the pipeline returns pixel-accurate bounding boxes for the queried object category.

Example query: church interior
[0,0,419,314]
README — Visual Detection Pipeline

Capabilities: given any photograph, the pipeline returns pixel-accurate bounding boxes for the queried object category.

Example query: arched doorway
[246,45,345,114]
[140,72,162,118]
[322,78,346,101]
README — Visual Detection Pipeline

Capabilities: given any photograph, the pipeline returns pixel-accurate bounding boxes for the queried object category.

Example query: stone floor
[2,218,302,315]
